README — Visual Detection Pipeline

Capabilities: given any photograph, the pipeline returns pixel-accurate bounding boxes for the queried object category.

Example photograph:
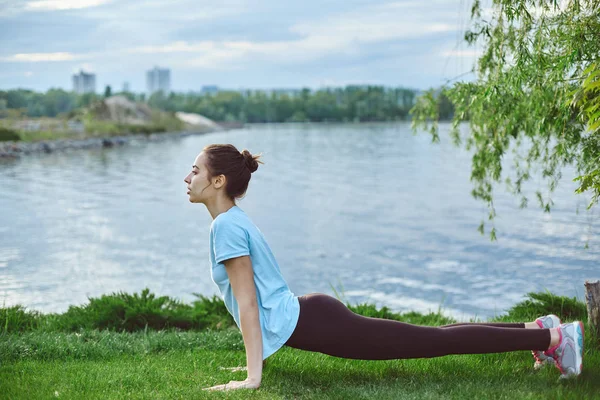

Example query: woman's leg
[440,322,525,328]
[284,293,551,361]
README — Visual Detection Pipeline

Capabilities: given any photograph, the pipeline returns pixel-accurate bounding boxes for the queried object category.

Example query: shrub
[1,305,41,333]
[346,302,456,326]
[498,291,587,322]
[189,292,233,330]
[52,288,234,332]
[0,127,21,141]
[1,290,589,334]
[120,124,167,135]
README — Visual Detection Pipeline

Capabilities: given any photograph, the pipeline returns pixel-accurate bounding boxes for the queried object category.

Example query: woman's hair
[202,144,264,200]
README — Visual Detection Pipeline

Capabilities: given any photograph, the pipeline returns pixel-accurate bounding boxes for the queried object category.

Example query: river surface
[1,122,598,320]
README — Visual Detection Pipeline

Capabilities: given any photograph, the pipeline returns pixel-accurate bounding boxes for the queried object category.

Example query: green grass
[82,111,186,138]
[1,290,598,399]
[11,129,77,142]
[0,111,189,143]
[1,326,598,399]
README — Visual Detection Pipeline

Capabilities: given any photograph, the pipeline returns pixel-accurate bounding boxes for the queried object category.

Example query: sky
[0,0,483,93]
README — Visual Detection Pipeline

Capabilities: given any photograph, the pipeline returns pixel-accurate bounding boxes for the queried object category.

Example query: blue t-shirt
[209,205,300,360]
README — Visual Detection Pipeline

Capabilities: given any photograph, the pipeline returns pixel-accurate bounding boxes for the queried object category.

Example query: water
[1,123,598,320]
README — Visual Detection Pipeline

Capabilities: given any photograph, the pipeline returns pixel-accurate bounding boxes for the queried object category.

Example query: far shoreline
[0,120,439,159]
[0,127,222,159]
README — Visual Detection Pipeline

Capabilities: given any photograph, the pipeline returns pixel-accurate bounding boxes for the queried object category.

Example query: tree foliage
[146,86,419,123]
[411,0,600,242]
[0,86,427,123]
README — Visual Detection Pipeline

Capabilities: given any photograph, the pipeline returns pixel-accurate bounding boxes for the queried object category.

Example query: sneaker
[531,314,561,370]
[544,321,584,379]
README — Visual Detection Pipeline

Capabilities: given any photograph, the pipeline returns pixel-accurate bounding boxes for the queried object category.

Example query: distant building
[123,82,130,92]
[146,66,170,95]
[270,88,302,97]
[201,85,219,94]
[72,70,96,94]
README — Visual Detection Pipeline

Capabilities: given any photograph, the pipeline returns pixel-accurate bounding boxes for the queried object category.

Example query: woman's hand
[202,377,260,391]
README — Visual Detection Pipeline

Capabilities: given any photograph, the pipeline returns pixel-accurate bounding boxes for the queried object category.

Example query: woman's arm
[223,255,263,385]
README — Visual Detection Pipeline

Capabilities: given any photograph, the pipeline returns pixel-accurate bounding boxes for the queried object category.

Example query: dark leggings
[283,293,551,360]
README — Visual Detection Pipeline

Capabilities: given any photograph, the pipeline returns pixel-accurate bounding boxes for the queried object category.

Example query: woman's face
[184,152,212,203]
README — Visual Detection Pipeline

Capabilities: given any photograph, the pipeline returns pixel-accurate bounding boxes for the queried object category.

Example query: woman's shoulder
[210,207,250,232]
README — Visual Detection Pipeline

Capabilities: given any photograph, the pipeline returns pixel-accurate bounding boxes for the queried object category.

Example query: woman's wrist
[247,376,261,385]
[244,376,261,389]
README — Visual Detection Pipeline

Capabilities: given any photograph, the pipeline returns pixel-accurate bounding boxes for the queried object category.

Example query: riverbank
[1,289,597,399]
[0,120,404,159]
[0,95,233,158]
[0,127,222,158]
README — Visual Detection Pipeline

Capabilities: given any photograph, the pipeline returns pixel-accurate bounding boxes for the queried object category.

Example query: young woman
[184,144,585,392]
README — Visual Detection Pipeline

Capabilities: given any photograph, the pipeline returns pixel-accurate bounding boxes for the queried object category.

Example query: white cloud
[0,52,79,62]
[24,0,113,11]
[79,0,248,22]
[72,63,95,73]
[290,2,456,47]
[128,42,216,54]
[441,49,482,57]
[165,2,459,68]
[0,0,470,91]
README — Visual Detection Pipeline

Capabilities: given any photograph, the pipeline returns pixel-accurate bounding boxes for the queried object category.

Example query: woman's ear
[213,174,227,189]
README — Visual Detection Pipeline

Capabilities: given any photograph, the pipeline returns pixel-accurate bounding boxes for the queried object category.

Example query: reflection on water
[0,122,598,320]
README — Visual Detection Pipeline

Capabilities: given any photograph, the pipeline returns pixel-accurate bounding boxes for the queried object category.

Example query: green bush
[150,110,185,131]
[0,127,21,141]
[53,288,233,332]
[1,305,41,333]
[189,291,232,329]
[0,289,590,334]
[496,291,587,323]
[346,302,456,326]
[119,124,167,135]
[83,118,121,136]
[1,289,235,334]
[286,111,309,122]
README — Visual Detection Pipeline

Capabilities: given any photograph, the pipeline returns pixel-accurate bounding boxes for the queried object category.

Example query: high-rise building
[146,66,170,95]
[123,82,130,92]
[72,70,96,94]
[201,85,219,94]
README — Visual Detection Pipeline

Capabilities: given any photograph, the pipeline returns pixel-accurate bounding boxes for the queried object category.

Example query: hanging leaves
[411,0,600,242]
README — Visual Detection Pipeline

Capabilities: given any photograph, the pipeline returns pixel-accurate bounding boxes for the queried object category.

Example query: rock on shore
[0,130,208,158]
[175,112,224,131]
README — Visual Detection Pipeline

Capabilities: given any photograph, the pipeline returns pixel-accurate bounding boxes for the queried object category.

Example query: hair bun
[241,149,259,173]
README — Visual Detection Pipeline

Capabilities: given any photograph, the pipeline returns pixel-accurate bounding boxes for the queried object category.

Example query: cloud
[1,0,460,70]
[0,0,472,90]
[77,0,248,23]
[441,49,482,57]
[127,42,216,54]
[290,2,455,44]
[0,0,115,16]
[72,63,95,73]
[130,1,459,68]
[24,0,113,11]
[0,52,80,62]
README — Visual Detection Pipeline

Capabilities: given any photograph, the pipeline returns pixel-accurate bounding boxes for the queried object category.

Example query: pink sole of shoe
[579,321,585,374]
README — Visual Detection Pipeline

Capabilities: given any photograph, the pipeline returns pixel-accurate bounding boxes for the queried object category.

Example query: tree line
[0,86,455,122]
